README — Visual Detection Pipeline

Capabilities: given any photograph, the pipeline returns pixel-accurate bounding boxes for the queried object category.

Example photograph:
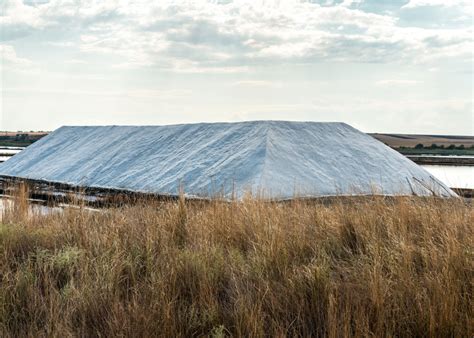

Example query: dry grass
[0,192,472,337]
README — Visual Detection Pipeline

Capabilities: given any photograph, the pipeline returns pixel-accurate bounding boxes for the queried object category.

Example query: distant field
[371,133,474,148]
[397,148,474,156]
[371,133,474,156]
[0,132,48,147]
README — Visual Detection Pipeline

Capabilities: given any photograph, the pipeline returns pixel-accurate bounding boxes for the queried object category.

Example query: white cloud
[376,79,422,86]
[0,44,33,66]
[339,0,363,8]
[0,0,46,28]
[233,80,282,87]
[402,0,471,9]
[0,0,472,72]
[47,41,76,47]
[3,87,191,99]
[64,59,87,65]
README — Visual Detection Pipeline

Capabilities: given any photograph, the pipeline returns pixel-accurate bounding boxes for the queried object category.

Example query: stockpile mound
[0,121,456,199]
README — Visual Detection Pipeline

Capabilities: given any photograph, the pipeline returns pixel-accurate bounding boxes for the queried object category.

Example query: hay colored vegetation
[0,192,472,337]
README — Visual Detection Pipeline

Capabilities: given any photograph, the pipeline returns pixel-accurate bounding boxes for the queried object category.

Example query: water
[0,149,22,155]
[0,147,23,163]
[0,146,24,150]
[422,165,474,189]
[0,198,62,221]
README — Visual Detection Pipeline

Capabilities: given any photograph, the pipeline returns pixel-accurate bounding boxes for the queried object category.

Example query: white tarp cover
[0,121,456,198]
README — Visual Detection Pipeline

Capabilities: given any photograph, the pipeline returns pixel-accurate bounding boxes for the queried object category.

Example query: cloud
[339,0,363,8]
[3,87,191,99]
[0,44,33,66]
[402,0,471,9]
[0,0,472,72]
[233,80,282,87]
[0,0,48,40]
[376,79,422,86]
[64,59,88,65]
[47,41,76,47]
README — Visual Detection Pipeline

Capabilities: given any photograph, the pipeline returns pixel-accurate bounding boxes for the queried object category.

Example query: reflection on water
[0,199,61,221]
[422,165,474,189]
[0,198,102,221]
[0,149,22,154]
[0,147,23,163]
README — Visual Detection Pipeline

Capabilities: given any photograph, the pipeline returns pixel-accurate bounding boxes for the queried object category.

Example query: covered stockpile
[0,121,456,199]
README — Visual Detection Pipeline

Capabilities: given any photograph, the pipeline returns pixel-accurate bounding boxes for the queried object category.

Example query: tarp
[0,121,457,198]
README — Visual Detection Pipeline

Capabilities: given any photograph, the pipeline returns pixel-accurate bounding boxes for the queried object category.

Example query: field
[370,134,474,157]
[371,133,474,149]
[0,191,472,337]
[0,132,48,148]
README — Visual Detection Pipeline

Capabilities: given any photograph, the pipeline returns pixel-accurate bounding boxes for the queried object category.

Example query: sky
[0,0,472,134]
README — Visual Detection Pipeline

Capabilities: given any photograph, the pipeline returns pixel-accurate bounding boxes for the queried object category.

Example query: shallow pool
[422,165,474,189]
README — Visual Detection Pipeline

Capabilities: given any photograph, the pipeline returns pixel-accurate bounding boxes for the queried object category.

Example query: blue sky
[1,0,472,134]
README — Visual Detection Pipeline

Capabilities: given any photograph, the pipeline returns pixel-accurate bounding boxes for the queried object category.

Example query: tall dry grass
[0,192,472,337]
